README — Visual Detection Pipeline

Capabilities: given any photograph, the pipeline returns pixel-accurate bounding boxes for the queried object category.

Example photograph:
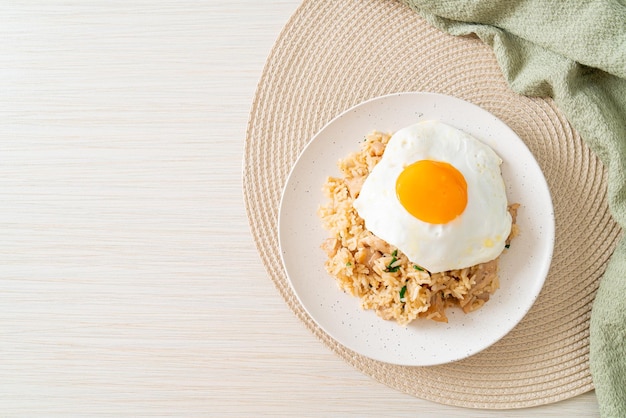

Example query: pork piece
[471,260,497,292]
[506,203,520,244]
[369,141,385,156]
[361,235,393,255]
[321,238,340,258]
[354,246,382,268]
[461,260,498,313]
[420,291,448,323]
[344,176,364,198]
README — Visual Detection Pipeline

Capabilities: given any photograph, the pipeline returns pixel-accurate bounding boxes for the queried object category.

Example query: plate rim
[278,91,555,366]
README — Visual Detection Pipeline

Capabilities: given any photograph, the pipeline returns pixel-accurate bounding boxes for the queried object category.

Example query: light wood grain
[0,1,599,416]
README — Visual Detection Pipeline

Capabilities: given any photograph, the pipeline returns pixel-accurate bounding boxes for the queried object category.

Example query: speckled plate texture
[278,92,554,367]
[243,0,621,409]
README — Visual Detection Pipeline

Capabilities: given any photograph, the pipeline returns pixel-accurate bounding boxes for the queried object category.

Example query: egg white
[353,120,512,273]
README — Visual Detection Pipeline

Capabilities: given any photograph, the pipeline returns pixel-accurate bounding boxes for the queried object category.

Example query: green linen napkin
[401,1,626,415]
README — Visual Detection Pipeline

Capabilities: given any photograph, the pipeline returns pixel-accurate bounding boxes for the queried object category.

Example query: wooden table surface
[0,1,600,416]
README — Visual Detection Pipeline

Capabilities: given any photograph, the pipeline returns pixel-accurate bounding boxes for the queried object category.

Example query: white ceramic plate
[278,92,554,366]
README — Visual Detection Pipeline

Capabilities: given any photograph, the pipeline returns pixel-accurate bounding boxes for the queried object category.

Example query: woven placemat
[243,0,622,409]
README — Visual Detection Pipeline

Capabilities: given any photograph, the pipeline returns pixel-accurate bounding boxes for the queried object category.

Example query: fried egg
[353,120,512,273]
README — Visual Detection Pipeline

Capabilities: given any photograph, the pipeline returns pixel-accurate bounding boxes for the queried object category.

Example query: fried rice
[318,131,519,325]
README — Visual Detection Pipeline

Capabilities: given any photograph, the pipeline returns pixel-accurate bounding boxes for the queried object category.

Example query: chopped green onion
[385,250,400,272]
[399,286,407,300]
[345,262,352,267]
[413,265,424,271]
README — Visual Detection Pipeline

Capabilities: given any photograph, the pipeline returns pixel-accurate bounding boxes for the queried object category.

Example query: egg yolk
[396,160,467,224]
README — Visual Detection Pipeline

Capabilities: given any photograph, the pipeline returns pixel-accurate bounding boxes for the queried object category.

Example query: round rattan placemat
[243,0,621,409]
